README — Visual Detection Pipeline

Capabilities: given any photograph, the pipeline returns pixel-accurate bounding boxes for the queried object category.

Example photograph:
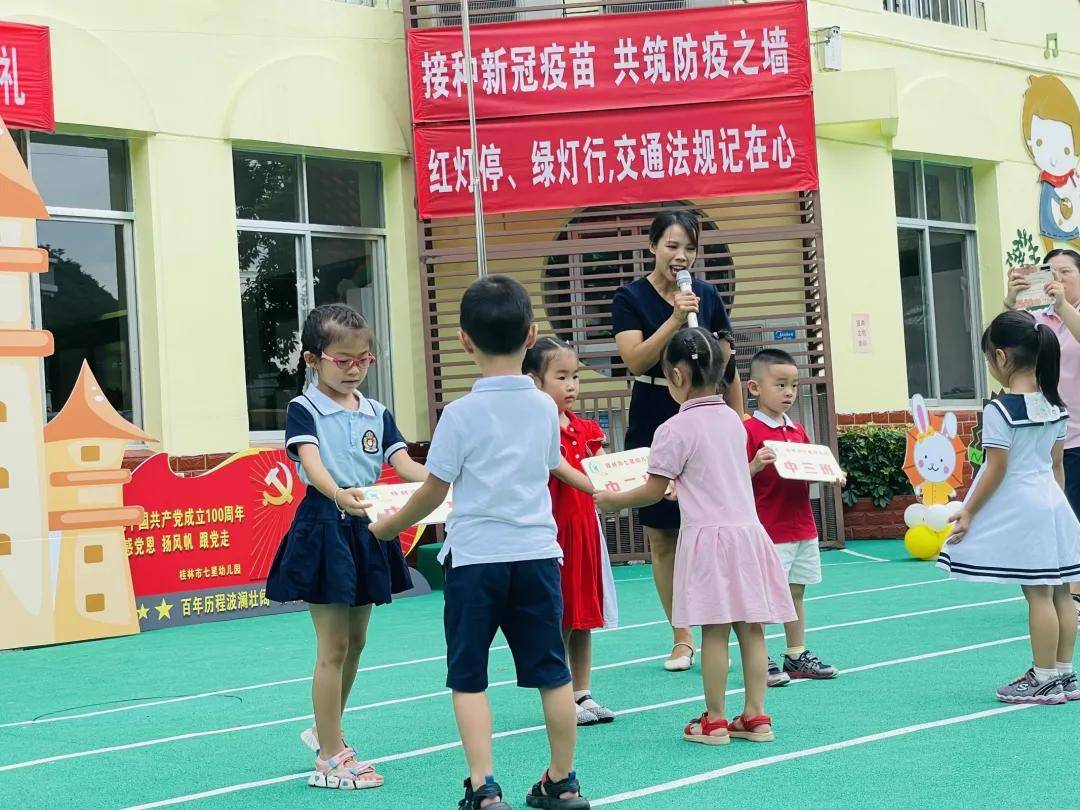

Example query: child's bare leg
[1022,585,1059,669]
[453,690,500,803]
[539,683,581,798]
[309,604,350,755]
[784,584,806,649]
[733,622,769,727]
[1053,585,1078,665]
[700,624,731,721]
[563,629,592,693]
[341,604,372,711]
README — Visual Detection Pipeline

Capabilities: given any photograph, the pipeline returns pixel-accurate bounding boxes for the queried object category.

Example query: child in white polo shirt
[371,275,590,810]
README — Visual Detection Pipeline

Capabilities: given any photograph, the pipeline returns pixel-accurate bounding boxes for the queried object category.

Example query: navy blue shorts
[443,556,571,693]
[1064,448,1080,519]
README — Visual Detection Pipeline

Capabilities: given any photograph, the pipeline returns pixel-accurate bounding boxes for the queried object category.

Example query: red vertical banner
[0,22,54,132]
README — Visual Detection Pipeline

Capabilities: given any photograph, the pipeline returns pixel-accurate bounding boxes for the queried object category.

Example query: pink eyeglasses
[321,352,376,371]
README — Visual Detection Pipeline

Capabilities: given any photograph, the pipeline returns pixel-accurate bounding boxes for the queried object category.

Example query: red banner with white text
[0,22,54,131]
[415,94,817,218]
[407,1,810,124]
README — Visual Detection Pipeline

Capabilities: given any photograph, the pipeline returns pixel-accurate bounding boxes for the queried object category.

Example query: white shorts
[774,540,822,585]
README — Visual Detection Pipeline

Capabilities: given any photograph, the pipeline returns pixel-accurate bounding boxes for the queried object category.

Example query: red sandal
[683,712,730,745]
[728,714,774,742]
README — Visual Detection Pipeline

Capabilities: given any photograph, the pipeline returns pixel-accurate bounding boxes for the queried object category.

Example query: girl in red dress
[524,337,618,726]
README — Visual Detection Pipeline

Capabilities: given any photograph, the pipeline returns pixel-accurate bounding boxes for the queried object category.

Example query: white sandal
[663,642,696,672]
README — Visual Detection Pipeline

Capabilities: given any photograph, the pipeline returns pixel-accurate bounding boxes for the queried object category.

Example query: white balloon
[904,503,927,529]
[944,501,964,519]
[926,504,950,532]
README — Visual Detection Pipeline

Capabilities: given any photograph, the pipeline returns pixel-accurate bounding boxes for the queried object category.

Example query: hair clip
[1034,321,1041,333]
[691,352,699,360]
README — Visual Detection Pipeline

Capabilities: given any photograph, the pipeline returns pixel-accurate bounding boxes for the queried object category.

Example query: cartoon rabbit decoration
[911,394,958,506]
[904,394,964,535]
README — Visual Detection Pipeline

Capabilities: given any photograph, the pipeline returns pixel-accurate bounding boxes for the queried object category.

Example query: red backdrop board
[416,95,817,218]
[408,1,810,124]
[124,450,426,629]
[0,22,54,131]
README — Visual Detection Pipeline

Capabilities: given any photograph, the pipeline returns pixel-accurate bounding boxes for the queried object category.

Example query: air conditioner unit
[422,0,518,28]
[516,0,565,21]
[605,0,688,14]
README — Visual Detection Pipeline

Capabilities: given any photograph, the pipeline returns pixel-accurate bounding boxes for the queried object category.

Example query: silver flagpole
[459,0,488,278]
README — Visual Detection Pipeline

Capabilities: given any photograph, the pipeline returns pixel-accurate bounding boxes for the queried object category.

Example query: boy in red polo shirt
[745,348,839,687]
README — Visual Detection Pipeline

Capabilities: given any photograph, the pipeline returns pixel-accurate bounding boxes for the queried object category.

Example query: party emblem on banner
[124,451,426,629]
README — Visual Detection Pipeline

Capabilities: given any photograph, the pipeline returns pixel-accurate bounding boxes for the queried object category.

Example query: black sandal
[525,770,590,809]
[458,775,511,810]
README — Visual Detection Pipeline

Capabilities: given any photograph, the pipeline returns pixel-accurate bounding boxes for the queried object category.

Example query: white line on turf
[0,574,952,730]
[120,634,1031,809]
[0,595,1017,775]
[837,549,892,563]
[590,703,1034,805]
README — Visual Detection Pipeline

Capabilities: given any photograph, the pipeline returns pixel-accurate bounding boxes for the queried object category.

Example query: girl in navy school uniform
[266,303,428,790]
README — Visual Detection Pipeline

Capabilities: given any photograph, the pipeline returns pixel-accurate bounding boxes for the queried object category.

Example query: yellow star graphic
[136,604,149,621]
[154,598,173,620]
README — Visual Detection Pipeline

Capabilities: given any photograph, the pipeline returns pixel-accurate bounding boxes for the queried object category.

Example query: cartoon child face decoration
[1023,76,1080,178]
[1029,115,1076,177]
[1023,76,1080,246]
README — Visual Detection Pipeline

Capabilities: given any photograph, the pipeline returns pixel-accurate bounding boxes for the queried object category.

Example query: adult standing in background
[612,210,743,671]
[1007,247,1080,621]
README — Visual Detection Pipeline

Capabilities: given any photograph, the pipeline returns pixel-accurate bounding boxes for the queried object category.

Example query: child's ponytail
[1035,322,1065,409]
[295,354,310,395]
[982,309,1065,409]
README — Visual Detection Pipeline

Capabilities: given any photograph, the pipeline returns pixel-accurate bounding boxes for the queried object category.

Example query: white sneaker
[576,694,615,724]
[575,702,599,726]
[301,725,320,753]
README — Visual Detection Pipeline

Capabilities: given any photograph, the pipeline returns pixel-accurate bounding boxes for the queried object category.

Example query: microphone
[675,269,698,328]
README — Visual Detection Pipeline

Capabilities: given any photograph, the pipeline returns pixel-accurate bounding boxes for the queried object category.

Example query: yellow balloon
[904,525,944,561]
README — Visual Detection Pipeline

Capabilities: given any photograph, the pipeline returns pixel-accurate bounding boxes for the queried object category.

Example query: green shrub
[838,425,912,509]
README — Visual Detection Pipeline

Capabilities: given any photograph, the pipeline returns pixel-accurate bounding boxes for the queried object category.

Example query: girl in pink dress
[596,327,796,745]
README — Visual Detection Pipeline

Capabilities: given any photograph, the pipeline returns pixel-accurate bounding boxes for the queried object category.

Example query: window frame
[895,159,985,406]
[17,131,143,427]
[234,150,392,442]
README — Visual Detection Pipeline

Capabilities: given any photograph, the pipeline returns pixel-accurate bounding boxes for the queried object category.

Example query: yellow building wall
[810,0,1080,412]
[0,0,425,448]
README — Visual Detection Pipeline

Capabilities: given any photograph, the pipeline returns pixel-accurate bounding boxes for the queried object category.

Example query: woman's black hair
[522,335,575,378]
[663,327,726,391]
[649,210,700,250]
[294,303,370,393]
[981,309,1064,408]
[1044,248,1080,271]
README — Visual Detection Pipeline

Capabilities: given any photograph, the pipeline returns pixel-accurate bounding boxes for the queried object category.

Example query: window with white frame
[233,151,390,434]
[894,159,982,402]
[17,132,140,424]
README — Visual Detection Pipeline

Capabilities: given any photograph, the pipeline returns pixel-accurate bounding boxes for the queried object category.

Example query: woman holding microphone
[611,210,743,670]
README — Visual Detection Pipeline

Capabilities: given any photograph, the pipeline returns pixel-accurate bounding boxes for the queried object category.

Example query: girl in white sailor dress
[939,310,1080,705]
[266,304,428,790]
